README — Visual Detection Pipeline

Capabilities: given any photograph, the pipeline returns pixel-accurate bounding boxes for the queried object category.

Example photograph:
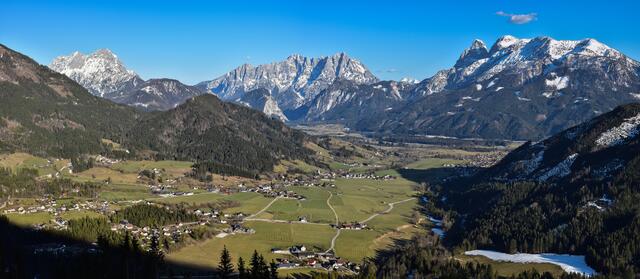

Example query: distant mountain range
[1,44,310,174]
[49,35,640,140]
[294,36,640,140]
[364,36,640,140]
[196,53,379,112]
[49,50,206,111]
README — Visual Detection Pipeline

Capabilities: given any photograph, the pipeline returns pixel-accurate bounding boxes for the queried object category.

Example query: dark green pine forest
[438,103,640,277]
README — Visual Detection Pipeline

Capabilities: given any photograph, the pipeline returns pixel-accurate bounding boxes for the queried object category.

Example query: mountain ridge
[196,52,379,111]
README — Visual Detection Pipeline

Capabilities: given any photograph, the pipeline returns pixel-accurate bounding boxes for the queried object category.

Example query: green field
[0,152,61,176]
[330,178,417,223]
[404,158,464,170]
[153,192,273,215]
[4,212,53,226]
[166,171,423,268]
[257,187,335,223]
[365,199,417,231]
[99,183,154,201]
[167,221,336,269]
[111,160,193,177]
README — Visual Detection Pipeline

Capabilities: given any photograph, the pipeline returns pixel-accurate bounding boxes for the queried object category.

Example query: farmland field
[167,221,336,268]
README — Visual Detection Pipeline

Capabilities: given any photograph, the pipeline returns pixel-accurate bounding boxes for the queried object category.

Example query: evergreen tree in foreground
[218,245,234,278]
[250,250,261,278]
[269,260,278,279]
[238,257,247,279]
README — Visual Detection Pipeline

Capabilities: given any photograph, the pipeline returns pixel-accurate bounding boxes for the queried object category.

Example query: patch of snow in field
[517,97,531,101]
[538,153,578,181]
[630,93,640,100]
[495,86,504,92]
[475,84,483,91]
[595,113,640,147]
[464,250,595,276]
[487,79,496,88]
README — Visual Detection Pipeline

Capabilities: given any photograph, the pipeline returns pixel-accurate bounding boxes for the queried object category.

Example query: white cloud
[496,11,537,24]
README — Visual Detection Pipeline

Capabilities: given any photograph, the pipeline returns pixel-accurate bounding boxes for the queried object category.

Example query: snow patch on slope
[595,113,640,147]
[538,153,579,181]
[545,75,569,90]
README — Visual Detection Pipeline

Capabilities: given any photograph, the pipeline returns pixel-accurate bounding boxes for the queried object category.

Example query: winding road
[359,197,416,224]
[325,190,340,253]
[243,196,281,221]
[241,192,416,255]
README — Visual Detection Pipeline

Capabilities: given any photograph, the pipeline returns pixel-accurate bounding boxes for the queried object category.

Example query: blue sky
[2,0,639,84]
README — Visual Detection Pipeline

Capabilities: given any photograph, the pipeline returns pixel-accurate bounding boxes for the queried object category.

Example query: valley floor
[1,137,582,277]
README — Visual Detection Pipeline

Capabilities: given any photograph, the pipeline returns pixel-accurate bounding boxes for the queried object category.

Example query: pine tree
[218,245,233,278]
[269,260,278,279]
[258,254,269,278]
[149,232,164,277]
[250,250,261,278]
[237,257,247,279]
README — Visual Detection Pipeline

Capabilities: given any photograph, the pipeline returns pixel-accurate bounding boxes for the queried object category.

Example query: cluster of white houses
[271,245,360,272]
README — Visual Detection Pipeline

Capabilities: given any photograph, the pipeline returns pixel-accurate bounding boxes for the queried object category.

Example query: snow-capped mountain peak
[489,35,522,53]
[196,52,378,111]
[414,35,639,95]
[49,49,142,97]
[455,39,490,68]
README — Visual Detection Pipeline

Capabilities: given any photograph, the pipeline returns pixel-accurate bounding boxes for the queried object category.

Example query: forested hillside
[441,103,640,277]
[0,44,139,158]
[124,94,312,176]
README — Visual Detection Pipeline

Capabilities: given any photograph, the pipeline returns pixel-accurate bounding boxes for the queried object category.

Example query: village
[270,244,360,274]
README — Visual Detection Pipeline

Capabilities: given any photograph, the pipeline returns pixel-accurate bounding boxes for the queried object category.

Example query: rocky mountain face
[357,36,640,140]
[291,79,412,124]
[49,49,143,98]
[110,78,206,111]
[50,50,204,111]
[196,53,379,112]
[235,88,288,121]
